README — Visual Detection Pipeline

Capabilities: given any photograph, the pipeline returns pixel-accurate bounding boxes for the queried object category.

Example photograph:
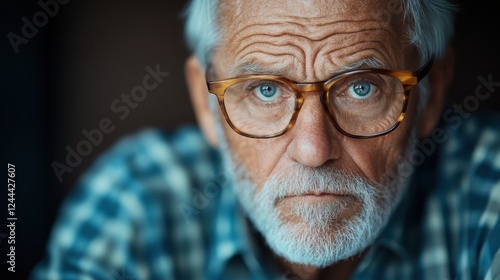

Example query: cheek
[370,100,419,181]
[224,124,287,187]
[342,121,414,184]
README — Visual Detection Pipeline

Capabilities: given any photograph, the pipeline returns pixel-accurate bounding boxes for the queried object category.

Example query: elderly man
[32,0,499,279]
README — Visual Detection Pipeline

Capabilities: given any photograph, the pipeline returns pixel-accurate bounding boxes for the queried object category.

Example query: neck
[274,253,364,280]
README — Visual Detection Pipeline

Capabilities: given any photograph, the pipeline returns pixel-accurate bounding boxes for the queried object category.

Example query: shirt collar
[206,177,272,279]
[379,185,413,252]
[357,159,436,273]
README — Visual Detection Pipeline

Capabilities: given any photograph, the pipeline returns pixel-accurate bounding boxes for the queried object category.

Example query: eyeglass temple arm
[416,56,435,81]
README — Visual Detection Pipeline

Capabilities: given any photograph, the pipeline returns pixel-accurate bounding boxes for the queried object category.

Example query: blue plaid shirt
[31,113,500,280]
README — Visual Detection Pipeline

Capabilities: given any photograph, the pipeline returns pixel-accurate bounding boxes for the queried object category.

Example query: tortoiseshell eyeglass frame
[206,58,434,139]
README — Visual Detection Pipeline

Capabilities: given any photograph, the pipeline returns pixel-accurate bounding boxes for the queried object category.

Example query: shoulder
[438,112,500,278]
[69,124,222,227]
[441,112,500,163]
[62,126,215,211]
[438,112,500,201]
[32,125,219,279]
[79,125,217,199]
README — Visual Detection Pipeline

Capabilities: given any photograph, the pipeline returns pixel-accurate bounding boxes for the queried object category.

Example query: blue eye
[259,85,277,97]
[348,81,375,99]
[254,83,280,101]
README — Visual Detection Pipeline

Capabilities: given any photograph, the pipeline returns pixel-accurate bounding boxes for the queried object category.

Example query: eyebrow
[229,62,286,77]
[228,56,389,79]
[338,57,388,72]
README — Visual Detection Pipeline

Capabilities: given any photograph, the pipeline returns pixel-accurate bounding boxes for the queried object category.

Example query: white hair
[183,0,456,67]
[182,0,220,68]
[403,0,456,60]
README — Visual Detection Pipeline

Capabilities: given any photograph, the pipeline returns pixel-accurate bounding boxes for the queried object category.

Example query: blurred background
[1,0,499,278]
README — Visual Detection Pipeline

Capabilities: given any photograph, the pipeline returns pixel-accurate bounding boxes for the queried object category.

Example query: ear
[417,46,455,139]
[185,55,218,147]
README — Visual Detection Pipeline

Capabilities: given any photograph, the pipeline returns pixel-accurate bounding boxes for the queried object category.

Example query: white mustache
[258,162,381,203]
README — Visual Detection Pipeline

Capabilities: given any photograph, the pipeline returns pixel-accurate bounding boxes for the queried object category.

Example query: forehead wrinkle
[285,15,388,27]
[228,19,395,46]
[229,55,388,84]
[229,45,393,81]
[218,1,407,81]
[231,33,395,81]
[219,0,408,50]
[230,39,307,78]
[321,39,393,63]
[234,40,306,63]
[232,25,394,58]
[223,0,403,31]
[311,42,393,80]
[309,25,399,57]
[305,39,391,80]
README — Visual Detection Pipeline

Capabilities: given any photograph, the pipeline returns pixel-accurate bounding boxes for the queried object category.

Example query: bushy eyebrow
[228,56,388,78]
[229,61,286,77]
[338,57,387,72]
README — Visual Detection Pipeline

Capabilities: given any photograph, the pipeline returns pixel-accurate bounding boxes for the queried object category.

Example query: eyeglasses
[206,58,434,139]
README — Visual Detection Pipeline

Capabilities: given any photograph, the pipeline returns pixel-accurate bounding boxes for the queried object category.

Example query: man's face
[211,0,421,267]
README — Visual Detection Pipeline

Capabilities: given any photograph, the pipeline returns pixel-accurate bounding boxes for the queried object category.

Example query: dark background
[1,0,499,279]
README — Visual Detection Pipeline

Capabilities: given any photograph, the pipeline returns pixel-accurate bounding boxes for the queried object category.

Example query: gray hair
[183,0,456,68]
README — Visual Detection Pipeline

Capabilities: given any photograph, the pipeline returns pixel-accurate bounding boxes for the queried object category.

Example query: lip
[303,192,337,196]
[287,192,346,198]
[281,192,348,203]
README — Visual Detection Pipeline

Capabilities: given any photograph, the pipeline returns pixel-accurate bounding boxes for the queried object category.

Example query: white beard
[210,97,412,268]
[228,159,404,267]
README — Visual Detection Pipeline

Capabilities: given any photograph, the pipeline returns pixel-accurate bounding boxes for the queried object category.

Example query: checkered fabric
[31,114,500,280]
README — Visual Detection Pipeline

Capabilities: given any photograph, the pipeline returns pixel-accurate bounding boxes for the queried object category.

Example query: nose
[286,93,342,167]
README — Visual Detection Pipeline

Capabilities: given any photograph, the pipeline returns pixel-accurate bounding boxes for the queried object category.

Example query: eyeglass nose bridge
[294,82,327,94]
[291,82,329,110]
[289,81,341,131]
[292,82,333,111]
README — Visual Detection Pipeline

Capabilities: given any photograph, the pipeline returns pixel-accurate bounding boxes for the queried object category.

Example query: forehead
[223,0,393,18]
[215,0,409,80]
